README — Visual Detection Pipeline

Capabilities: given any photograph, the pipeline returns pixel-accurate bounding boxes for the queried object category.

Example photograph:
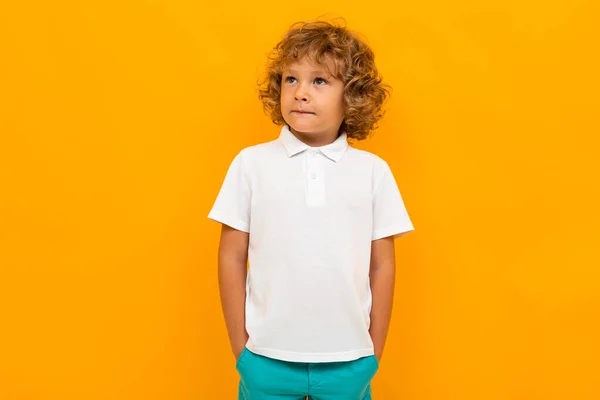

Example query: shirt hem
[207,209,249,233]
[246,345,375,363]
[372,224,414,240]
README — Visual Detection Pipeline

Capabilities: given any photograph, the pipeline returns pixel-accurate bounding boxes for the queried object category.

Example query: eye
[315,77,328,85]
[284,76,297,83]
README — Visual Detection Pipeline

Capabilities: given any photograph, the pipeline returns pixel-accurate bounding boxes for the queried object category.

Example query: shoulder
[225,138,281,172]
[235,138,281,163]
[345,146,391,176]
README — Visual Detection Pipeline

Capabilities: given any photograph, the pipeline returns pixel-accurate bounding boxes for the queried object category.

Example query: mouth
[292,110,315,115]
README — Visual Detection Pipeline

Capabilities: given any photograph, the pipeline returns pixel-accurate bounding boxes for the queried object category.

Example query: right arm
[217,224,250,360]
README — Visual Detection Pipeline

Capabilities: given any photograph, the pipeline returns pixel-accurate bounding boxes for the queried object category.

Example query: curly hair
[257,19,391,141]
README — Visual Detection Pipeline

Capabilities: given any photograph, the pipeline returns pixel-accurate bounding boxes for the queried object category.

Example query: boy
[208,20,415,400]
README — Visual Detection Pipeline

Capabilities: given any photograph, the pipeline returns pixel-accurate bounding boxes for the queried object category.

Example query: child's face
[280,55,345,146]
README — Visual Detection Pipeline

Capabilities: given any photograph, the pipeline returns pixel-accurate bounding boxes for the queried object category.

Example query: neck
[289,126,341,147]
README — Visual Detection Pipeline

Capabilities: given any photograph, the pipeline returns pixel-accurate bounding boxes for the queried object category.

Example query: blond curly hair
[257,19,391,141]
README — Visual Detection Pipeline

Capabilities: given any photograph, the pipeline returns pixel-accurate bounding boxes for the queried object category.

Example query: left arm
[368,236,396,363]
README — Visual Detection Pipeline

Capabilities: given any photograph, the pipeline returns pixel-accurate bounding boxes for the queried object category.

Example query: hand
[372,344,383,364]
[233,343,246,361]
[369,330,384,365]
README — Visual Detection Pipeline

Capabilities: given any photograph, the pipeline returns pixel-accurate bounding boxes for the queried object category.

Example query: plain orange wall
[1,1,599,399]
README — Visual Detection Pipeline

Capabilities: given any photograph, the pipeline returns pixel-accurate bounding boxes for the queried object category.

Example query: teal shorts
[236,347,379,400]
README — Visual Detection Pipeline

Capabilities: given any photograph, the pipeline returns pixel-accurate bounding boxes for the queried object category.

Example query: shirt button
[310,173,317,179]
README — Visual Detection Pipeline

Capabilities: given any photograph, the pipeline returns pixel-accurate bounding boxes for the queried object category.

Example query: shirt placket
[305,148,326,207]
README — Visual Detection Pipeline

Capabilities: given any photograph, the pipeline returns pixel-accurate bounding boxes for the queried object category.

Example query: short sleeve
[207,151,251,232]
[372,162,415,240]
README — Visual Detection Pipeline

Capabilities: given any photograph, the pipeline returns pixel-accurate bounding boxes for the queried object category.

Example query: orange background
[1,1,599,399]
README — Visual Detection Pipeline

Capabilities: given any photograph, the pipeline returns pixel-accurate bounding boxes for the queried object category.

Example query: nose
[294,84,310,103]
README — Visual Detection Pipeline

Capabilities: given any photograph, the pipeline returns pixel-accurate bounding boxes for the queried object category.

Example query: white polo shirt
[208,124,414,363]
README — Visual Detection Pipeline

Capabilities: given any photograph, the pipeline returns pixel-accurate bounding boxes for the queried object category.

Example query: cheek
[280,89,293,103]
[279,94,289,110]
[327,95,345,116]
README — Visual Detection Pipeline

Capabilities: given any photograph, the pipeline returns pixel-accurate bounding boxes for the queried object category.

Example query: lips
[292,110,314,114]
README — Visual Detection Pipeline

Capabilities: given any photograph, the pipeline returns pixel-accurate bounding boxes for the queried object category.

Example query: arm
[368,235,396,363]
[217,224,250,360]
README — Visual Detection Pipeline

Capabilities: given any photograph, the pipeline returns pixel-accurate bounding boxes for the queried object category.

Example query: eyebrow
[284,68,333,77]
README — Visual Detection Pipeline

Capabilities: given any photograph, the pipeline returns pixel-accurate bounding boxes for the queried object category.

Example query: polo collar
[279,124,348,163]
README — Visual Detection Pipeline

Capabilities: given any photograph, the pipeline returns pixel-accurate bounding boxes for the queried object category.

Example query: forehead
[282,55,339,77]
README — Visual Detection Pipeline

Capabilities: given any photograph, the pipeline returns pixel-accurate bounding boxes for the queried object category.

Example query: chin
[288,118,317,129]
[289,123,317,134]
